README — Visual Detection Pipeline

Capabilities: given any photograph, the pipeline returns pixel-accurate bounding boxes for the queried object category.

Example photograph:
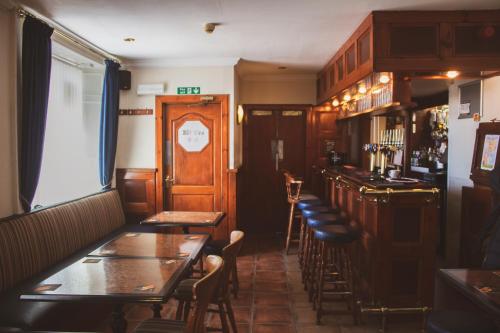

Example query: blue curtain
[99,60,121,189]
[19,16,54,212]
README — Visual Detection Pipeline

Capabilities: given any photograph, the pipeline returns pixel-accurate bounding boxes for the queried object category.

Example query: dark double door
[241,106,309,234]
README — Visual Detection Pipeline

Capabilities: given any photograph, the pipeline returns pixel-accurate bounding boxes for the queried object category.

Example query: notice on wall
[178,120,209,152]
[481,134,500,171]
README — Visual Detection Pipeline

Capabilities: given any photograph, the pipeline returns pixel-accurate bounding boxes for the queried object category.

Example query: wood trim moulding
[119,109,153,116]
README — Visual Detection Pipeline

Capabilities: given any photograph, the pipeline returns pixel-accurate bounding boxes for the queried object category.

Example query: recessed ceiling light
[123,37,136,42]
[278,66,287,70]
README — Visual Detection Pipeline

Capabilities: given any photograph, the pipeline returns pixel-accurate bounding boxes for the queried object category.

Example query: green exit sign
[177,87,201,95]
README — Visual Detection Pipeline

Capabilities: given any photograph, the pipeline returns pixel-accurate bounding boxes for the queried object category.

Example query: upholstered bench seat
[0,190,152,332]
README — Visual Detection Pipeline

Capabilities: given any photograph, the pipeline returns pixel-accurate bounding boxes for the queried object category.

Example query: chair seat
[313,225,355,244]
[133,318,185,333]
[173,278,197,301]
[427,310,497,333]
[307,213,345,228]
[302,206,337,218]
[297,199,323,210]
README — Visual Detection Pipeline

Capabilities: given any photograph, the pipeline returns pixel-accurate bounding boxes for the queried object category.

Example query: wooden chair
[175,231,245,333]
[284,172,304,254]
[133,255,224,333]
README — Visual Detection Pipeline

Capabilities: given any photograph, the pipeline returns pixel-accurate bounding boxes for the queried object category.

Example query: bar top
[326,165,436,190]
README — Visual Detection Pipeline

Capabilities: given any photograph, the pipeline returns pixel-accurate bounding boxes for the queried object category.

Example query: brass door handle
[165,176,175,186]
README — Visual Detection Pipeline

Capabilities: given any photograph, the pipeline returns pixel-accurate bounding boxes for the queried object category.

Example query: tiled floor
[106,234,425,333]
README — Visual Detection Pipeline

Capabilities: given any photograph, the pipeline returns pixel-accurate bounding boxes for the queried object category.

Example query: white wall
[239,74,317,105]
[117,65,238,169]
[0,8,18,218]
[446,76,500,265]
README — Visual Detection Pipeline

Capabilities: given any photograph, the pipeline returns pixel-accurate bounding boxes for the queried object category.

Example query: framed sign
[471,122,500,186]
[458,80,482,119]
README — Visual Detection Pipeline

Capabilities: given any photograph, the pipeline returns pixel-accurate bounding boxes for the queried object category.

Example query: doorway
[155,95,229,239]
[240,104,311,234]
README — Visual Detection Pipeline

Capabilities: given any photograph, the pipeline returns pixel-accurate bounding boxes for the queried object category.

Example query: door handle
[165,176,175,187]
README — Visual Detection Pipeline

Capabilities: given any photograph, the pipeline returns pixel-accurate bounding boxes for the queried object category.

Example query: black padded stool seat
[313,225,355,244]
[297,199,323,210]
[427,310,497,333]
[302,206,339,218]
[307,213,345,228]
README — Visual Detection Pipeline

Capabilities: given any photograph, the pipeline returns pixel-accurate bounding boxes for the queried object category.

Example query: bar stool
[426,310,497,333]
[295,195,323,264]
[300,205,343,283]
[304,213,346,303]
[284,173,304,254]
[312,224,358,325]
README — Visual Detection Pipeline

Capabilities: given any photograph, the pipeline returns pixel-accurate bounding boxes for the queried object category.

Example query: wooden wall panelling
[460,185,494,268]
[227,169,238,234]
[116,168,156,223]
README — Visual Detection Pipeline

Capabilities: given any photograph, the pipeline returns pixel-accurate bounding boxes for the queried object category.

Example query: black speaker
[119,70,131,90]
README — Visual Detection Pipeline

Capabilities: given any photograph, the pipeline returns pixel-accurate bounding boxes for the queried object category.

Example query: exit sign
[177,87,201,95]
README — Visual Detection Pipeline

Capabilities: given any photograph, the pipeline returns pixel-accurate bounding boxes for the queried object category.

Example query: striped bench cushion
[0,190,125,292]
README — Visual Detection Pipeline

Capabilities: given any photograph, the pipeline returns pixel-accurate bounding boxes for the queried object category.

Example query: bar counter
[319,166,440,320]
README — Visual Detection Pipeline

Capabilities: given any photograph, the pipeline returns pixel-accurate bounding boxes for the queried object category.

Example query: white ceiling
[16,0,500,74]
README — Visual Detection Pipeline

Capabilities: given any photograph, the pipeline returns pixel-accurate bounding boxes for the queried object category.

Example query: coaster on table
[185,235,201,240]
[35,284,61,292]
[134,284,155,292]
[83,258,101,264]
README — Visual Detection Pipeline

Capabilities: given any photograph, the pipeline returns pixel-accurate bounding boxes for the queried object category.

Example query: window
[32,42,104,208]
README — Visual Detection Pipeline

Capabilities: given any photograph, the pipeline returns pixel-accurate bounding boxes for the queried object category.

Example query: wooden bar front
[324,167,440,310]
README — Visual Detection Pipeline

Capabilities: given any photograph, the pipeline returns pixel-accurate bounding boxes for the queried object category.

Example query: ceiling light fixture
[343,93,351,102]
[446,70,460,79]
[379,73,390,84]
[123,37,135,42]
[332,98,339,107]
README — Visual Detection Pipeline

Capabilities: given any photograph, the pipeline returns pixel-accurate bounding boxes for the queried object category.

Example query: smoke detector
[204,23,220,34]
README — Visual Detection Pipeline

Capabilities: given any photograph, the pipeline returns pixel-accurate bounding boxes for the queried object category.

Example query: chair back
[185,255,224,333]
[284,172,303,204]
[217,230,245,297]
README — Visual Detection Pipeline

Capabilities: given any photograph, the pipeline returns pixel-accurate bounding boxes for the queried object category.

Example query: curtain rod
[17,7,121,64]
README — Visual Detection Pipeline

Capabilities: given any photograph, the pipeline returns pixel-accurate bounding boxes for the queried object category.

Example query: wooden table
[21,256,190,333]
[89,232,209,261]
[141,211,226,233]
[438,269,500,318]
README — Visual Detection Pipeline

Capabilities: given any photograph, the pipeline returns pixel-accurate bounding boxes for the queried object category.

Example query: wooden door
[155,95,229,240]
[241,105,309,233]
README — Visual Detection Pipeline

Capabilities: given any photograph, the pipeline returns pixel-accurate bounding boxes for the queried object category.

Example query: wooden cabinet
[317,10,500,104]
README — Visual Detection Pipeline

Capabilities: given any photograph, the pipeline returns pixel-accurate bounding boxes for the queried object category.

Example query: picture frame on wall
[458,80,483,119]
[471,122,500,186]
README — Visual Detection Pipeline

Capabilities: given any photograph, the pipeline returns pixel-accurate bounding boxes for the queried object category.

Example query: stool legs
[285,202,296,254]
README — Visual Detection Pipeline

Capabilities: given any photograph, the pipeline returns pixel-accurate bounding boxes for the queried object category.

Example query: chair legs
[225,297,238,333]
[231,264,239,298]
[285,203,296,254]
[217,302,230,333]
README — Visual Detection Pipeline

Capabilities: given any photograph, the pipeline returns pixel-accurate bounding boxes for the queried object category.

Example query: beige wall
[0,8,18,218]
[117,65,239,169]
[239,74,317,105]
[446,76,500,265]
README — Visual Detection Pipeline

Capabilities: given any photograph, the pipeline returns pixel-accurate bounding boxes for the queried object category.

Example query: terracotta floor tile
[254,324,295,333]
[254,292,290,307]
[254,281,289,292]
[294,306,319,325]
[256,261,286,271]
[238,280,255,291]
[231,292,253,307]
[233,306,252,324]
[298,325,341,333]
[254,307,293,324]
[255,270,287,282]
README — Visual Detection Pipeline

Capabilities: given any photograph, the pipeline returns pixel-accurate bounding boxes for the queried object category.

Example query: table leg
[111,304,127,333]
[152,303,163,318]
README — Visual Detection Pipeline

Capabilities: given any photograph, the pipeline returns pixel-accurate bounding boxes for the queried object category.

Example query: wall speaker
[119,70,131,90]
